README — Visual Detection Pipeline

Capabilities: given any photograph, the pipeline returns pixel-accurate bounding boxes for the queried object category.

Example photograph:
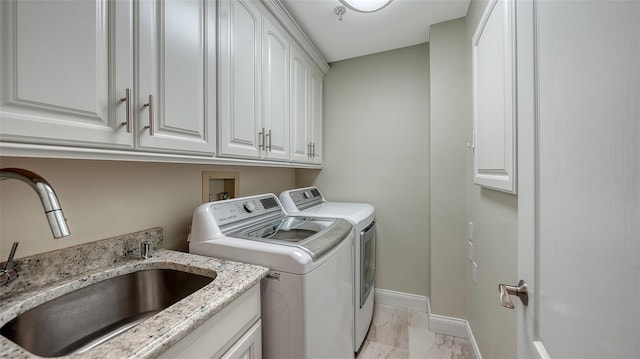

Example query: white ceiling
[280,0,471,63]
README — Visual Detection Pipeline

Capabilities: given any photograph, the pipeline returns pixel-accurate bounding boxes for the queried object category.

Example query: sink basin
[1,268,216,357]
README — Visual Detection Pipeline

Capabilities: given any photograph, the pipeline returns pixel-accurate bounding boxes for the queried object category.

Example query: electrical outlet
[472,262,478,285]
[468,221,474,242]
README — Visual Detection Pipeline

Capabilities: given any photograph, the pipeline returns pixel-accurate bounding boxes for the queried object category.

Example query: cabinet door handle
[266,129,272,151]
[307,142,312,158]
[143,95,154,136]
[120,88,131,133]
[311,142,316,158]
[259,128,265,150]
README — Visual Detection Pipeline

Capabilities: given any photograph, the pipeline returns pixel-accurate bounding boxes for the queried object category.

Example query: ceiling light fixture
[338,0,393,13]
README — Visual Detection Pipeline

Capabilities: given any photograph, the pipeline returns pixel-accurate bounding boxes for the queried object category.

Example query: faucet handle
[140,241,151,260]
[4,242,19,272]
[1,242,19,285]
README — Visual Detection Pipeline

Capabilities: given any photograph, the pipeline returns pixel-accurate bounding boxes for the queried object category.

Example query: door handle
[143,95,154,136]
[498,279,528,309]
[120,88,131,133]
[259,128,265,150]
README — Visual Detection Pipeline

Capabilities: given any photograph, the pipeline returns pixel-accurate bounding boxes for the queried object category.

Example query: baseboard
[426,299,482,359]
[374,288,482,359]
[465,320,482,359]
[374,288,428,312]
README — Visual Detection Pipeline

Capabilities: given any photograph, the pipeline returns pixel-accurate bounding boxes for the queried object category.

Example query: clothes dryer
[279,187,376,352]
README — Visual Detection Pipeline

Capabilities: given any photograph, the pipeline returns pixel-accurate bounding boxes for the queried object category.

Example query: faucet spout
[0,168,70,238]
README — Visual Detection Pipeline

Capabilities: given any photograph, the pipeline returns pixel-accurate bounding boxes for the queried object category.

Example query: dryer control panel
[284,187,324,211]
[211,194,282,227]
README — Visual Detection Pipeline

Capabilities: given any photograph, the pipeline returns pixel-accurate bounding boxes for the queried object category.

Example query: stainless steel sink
[1,268,216,357]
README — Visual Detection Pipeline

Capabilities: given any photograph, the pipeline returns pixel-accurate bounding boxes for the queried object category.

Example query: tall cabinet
[0,0,216,155]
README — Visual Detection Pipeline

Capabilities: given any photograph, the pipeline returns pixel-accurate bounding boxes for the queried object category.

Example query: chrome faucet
[0,168,71,285]
[0,168,70,238]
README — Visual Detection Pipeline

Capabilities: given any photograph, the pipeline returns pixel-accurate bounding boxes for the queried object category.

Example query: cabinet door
[218,0,262,158]
[472,0,516,193]
[262,17,289,161]
[309,66,323,164]
[0,0,133,149]
[137,0,215,155]
[289,46,310,163]
[221,320,262,359]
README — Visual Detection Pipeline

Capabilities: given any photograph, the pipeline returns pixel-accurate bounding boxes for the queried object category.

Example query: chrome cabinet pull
[266,129,272,151]
[307,142,312,158]
[498,280,529,309]
[120,88,131,133]
[311,142,316,158]
[259,128,265,150]
[143,95,154,136]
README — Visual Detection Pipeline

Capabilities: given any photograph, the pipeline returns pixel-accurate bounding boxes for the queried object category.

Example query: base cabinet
[221,320,262,359]
[158,284,261,359]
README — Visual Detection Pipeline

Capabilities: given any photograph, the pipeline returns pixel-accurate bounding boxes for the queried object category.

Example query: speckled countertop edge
[0,237,269,358]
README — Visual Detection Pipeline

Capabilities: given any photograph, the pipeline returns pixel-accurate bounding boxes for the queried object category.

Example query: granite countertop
[0,228,269,359]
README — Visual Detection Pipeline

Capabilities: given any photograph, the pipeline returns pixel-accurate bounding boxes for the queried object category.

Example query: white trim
[0,142,322,169]
[426,299,482,359]
[374,289,482,359]
[428,313,468,338]
[374,288,427,312]
[465,320,483,359]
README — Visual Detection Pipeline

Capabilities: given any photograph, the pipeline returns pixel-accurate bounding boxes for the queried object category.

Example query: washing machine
[279,187,376,352]
[188,193,354,359]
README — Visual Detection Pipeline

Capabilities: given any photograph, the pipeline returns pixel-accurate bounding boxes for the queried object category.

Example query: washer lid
[230,217,352,260]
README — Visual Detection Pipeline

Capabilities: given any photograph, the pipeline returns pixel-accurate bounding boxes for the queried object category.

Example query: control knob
[303,191,312,199]
[243,201,257,213]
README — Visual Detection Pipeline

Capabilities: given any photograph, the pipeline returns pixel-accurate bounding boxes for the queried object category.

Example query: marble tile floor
[356,304,473,359]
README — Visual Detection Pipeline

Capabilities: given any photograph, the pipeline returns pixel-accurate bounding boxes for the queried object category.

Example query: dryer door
[360,220,376,308]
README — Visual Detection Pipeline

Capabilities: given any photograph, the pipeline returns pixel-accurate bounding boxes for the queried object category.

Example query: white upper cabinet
[309,66,323,164]
[472,0,517,193]
[290,46,322,164]
[218,0,263,158]
[0,0,215,156]
[218,0,291,161]
[0,0,326,166]
[137,0,216,155]
[0,0,134,149]
[261,16,290,161]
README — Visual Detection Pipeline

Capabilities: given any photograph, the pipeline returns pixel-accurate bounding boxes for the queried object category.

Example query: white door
[309,66,323,164]
[289,46,310,163]
[515,0,640,358]
[262,16,289,161]
[137,0,215,155]
[218,0,263,159]
[0,0,133,149]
